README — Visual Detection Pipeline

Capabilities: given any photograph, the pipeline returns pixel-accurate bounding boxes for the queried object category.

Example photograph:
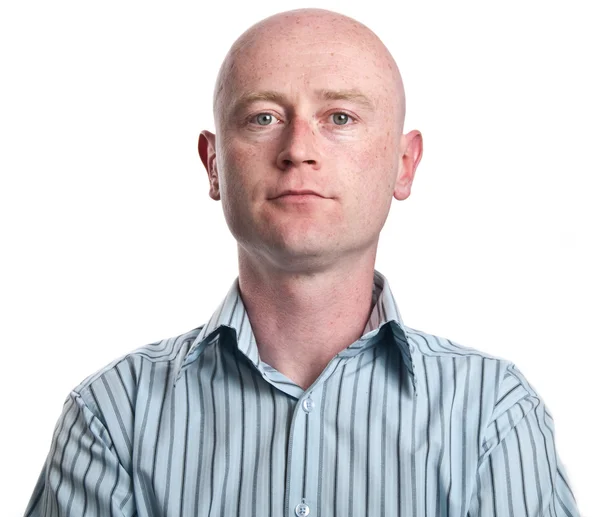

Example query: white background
[1,0,598,515]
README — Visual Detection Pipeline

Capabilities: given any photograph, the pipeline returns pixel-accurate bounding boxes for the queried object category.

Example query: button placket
[299,396,315,515]
[286,387,323,516]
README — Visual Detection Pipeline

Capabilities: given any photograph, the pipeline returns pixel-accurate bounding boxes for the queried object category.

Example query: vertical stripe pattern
[25,270,580,517]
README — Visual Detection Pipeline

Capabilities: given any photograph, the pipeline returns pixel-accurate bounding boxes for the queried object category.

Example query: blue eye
[331,113,351,125]
[255,113,275,125]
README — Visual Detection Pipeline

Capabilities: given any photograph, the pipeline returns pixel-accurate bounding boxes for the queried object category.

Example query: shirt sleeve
[467,363,579,517]
[24,390,135,517]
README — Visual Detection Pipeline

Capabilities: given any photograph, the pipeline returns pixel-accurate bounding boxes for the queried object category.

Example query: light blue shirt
[25,270,579,516]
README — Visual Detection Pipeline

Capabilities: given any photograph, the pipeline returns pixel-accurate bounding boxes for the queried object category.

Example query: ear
[198,130,220,201]
[394,129,423,201]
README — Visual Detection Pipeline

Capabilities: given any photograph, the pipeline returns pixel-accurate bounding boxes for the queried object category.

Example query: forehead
[216,21,397,114]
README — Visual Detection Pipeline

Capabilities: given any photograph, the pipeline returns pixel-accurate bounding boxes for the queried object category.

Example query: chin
[273,236,347,266]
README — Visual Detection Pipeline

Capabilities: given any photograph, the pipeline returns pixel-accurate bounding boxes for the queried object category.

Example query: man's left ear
[394,130,423,201]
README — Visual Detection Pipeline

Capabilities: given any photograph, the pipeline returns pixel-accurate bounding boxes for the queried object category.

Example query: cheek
[373,130,400,192]
[341,131,398,201]
[219,141,262,200]
[218,138,282,229]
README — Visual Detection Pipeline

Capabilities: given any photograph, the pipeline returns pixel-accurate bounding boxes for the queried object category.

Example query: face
[200,12,422,272]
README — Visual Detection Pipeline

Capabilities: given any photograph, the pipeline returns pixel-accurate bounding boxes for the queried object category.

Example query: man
[25,8,579,517]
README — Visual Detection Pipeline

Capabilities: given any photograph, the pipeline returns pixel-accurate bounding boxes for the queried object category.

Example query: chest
[129,361,480,517]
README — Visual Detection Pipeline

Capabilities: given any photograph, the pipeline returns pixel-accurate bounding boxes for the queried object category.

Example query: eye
[330,112,353,125]
[251,113,278,126]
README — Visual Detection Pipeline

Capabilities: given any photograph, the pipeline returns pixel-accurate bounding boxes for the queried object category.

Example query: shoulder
[404,324,540,391]
[403,325,519,385]
[404,325,513,388]
[402,326,556,462]
[70,326,203,408]
[404,326,544,438]
[405,325,541,400]
[405,325,506,362]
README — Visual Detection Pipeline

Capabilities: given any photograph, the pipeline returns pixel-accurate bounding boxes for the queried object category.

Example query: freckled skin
[200,8,422,274]
[197,9,423,386]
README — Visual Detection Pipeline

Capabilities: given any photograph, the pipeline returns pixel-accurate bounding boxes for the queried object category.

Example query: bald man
[25,9,579,517]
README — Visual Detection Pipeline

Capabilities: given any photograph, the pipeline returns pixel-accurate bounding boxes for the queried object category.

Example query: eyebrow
[230,91,287,118]
[315,89,375,110]
[230,88,376,117]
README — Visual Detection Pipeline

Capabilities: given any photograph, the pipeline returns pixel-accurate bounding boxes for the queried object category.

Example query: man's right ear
[198,130,220,200]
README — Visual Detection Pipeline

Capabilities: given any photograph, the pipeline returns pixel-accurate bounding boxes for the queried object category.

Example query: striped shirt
[25,270,579,516]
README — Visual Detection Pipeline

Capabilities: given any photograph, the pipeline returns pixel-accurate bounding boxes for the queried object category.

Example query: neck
[237,249,377,390]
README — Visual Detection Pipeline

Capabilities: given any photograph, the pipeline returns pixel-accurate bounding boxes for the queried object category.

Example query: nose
[276,117,322,171]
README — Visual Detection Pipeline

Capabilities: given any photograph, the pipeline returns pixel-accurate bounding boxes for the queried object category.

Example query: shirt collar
[175,269,415,385]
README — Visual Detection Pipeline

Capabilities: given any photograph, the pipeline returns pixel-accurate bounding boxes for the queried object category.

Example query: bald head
[198,8,423,273]
[213,9,406,132]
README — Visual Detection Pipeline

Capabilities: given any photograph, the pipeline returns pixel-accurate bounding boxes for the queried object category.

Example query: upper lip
[273,189,325,198]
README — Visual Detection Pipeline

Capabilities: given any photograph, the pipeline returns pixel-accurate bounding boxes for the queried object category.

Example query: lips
[272,189,324,199]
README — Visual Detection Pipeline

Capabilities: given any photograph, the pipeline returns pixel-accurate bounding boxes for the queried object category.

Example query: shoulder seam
[72,327,202,394]
[406,330,507,362]
[478,394,541,468]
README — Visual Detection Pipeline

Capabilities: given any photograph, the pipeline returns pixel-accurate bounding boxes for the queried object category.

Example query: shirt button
[302,397,315,413]
[295,502,310,516]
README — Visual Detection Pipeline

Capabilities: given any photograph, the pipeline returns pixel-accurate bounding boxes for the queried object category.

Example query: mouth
[268,190,329,206]
[271,189,325,199]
